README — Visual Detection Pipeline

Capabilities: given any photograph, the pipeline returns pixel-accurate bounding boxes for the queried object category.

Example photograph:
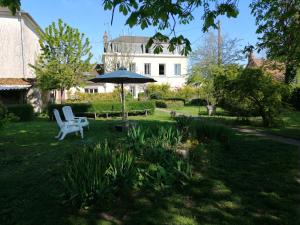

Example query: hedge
[155,100,184,109]
[48,103,91,120]
[7,104,34,121]
[48,101,155,119]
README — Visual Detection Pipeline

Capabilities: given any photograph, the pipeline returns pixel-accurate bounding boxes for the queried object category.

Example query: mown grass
[169,106,300,140]
[0,111,299,225]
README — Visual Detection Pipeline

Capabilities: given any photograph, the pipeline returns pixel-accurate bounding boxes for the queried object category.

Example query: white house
[78,34,188,98]
[0,7,42,111]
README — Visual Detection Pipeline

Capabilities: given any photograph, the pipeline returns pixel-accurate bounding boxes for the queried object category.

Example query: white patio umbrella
[90,67,156,120]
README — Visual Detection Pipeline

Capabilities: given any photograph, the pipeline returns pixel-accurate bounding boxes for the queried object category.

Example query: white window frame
[129,63,136,72]
[174,64,181,76]
[144,63,151,75]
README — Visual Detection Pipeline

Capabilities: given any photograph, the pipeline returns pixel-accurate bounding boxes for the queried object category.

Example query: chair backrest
[62,106,75,121]
[53,109,64,128]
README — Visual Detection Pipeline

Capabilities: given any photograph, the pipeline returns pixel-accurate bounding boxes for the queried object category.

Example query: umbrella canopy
[90,68,156,121]
[90,68,156,84]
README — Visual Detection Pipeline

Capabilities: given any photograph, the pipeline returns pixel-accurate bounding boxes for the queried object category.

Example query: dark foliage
[6,104,34,121]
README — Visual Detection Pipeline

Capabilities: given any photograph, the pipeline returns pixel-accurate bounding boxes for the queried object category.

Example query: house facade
[77,34,188,98]
[0,7,42,111]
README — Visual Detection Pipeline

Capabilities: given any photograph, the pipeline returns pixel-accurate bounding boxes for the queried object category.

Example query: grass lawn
[169,106,300,140]
[0,111,300,225]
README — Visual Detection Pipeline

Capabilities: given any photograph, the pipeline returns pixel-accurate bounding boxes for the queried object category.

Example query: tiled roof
[0,78,31,85]
[111,36,150,44]
[247,54,285,81]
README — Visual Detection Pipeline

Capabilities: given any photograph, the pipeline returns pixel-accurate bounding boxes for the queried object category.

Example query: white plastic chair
[53,109,83,141]
[62,106,89,129]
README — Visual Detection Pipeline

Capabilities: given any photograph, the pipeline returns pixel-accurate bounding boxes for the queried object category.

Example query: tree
[225,68,289,126]
[250,0,300,83]
[190,32,244,66]
[189,64,241,116]
[3,0,239,55]
[103,0,239,55]
[0,0,20,14]
[32,19,93,103]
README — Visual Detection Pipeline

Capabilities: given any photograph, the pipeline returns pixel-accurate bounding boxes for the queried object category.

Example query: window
[159,64,165,75]
[84,88,98,94]
[174,64,181,76]
[145,48,150,53]
[144,63,151,75]
[129,63,136,72]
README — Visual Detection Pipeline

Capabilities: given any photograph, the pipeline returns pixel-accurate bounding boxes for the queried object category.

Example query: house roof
[0,78,32,90]
[111,36,150,44]
[246,53,285,81]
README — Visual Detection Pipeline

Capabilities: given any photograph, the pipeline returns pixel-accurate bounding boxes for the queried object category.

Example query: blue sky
[22,0,261,63]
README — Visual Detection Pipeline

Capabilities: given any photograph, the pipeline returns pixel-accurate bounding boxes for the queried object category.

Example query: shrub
[126,125,192,190]
[63,143,136,207]
[68,90,120,103]
[223,68,289,126]
[164,97,186,104]
[48,101,155,119]
[193,122,234,149]
[188,98,206,106]
[0,102,8,127]
[290,87,300,110]
[48,103,91,120]
[155,100,168,108]
[155,100,184,108]
[174,116,194,140]
[6,104,34,121]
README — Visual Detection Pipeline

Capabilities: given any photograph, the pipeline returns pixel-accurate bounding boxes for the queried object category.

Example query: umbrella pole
[121,82,126,120]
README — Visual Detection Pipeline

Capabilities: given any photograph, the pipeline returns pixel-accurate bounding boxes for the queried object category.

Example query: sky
[21,0,262,63]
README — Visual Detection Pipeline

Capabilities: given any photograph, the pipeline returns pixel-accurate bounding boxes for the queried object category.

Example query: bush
[223,68,289,126]
[0,102,8,127]
[155,100,168,108]
[6,104,34,121]
[188,98,206,106]
[63,143,136,207]
[48,103,91,120]
[193,122,234,149]
[126,125,192,191]
[164,97,186,104]
[174,116,194,140]
[48,101,155,119]
[290,88,300,110]
[155,100,184,108]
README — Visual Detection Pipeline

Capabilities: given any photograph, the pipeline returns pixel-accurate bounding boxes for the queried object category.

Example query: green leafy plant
[6,104,34,121]
[174,115,194,140]
[0,102,8,127]
[193,122,234,150]
[62,143,136,208]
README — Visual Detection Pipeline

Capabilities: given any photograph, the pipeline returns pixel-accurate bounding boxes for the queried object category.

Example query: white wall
[103,53,188,89]
[0,11,40,79]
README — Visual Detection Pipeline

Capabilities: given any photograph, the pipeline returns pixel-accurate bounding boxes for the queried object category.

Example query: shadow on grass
[0,119,299,225]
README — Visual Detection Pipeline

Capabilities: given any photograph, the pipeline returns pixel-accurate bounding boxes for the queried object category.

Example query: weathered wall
[0,10,40,79]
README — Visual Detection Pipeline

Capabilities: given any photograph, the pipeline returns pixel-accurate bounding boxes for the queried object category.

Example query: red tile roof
[0,78,31,85]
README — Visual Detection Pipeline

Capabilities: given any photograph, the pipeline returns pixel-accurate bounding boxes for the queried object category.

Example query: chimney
[103,31,108,53]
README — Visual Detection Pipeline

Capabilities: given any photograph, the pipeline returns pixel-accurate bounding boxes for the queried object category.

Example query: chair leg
[55,131,62,139]
[80,128,84,139]
[59,132,67,141]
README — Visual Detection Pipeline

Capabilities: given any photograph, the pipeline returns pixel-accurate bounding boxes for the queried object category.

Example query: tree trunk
[206,105,216,116]
[60,89,64,104]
